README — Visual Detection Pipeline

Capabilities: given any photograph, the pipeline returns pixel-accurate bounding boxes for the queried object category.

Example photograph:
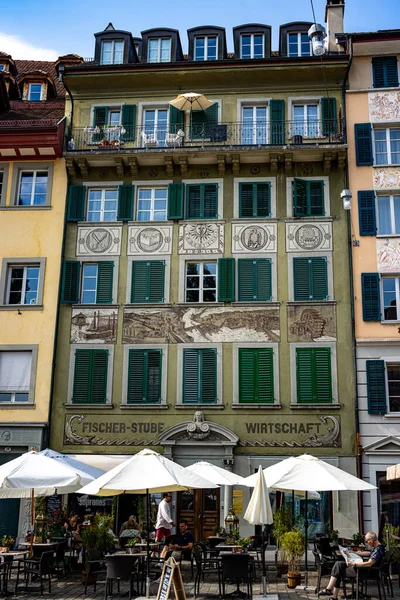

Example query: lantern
[224,506,239,536]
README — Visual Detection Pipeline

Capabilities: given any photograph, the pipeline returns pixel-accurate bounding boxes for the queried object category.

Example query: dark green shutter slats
[117,185,134,221]
[183,348,217,404]
[167,183,184,220]
[296,347,332,404]
[121,104,136,141]
[308,181,324,216]
[218,258,235,302]
[183,349,200,403]
[73,349,108,404]
[293,179,324,217]
[239,348,274,404]
[293,257,328,301]
[372,56,399,89]
[191,103,218,138]
[239,183,271,218]
[127,349,161,404]
[366,360,387,415]
[321,97,337,135]
[169,106,184,133]
[238,258,272,302]
[67,185,86,222]
[93,107,108,142]
[96,261,114,304]
[187,185,201,218]
[201,349,217,403]
[186,184,217,219]
[358,191,376,235]
[293,178,308,217]
[270,99,285,144]
[131,260,165,303]
[355,123,373,166]
[361,273,381,322]
[61,260,80,304]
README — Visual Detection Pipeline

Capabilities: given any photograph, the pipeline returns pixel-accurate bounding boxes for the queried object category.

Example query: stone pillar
[223,458,234,520]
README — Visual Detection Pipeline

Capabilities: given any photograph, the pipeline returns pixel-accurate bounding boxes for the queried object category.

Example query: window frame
[376,193,400,236]
[185,260,218,304]
[239,101,270,145]
[86,187,118,223]
[288,253,333,302]
[67,344,114,406]
[6,264,40,306]
[236,256,274,302]
[372,56,399,89]
[100,39,124,65]
[286,176,330,218]
[0,257,46,309]
[194,35,218,61]
[385,361,400,414]
[136,186,168,222]
[182,177,223,220]
[291,101,320,138]
[373,128,400,166]
[127,256,170,304]
[287,32,311,57]
[176,342,222,407]
[28,83,43,101]
[290,342,338,407]
[77,258,117,305]
[240,33,264,59]
[122,344,168,407]
[232,342,279,407]
[0,345,38,406]
[147,37,171,63]
[381,275,400,322]
[233,176,276,218]
[139,103,170,147]
[0,165,9,206]
[9,163,54,208]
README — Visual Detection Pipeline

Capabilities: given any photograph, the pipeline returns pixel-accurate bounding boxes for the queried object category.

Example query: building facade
[346,30,400,533]
[50,2,359,538]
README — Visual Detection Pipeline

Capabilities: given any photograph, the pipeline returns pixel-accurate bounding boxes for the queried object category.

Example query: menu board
[156,557,186,600]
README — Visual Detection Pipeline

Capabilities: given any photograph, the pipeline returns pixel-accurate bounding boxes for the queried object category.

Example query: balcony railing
[67,119,345,152]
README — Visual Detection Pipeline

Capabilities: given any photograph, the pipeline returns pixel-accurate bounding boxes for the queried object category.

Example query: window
[377,195,400,235]
[72,349,109,404]
[144,108,168,146]
[186,183,218,219]
[292,178,325,217]
[182,348,217,404]
[238,348,274,404]
[131,260,165,303]
[28,83,42,101]
[185,262,217,303]
[241,34,264,59]
[238,258,272,302]
[148,38,171,63]
[137,187,167,221]
[87,188,118,222]
[288,32,311,57]
[293,257,328,301]
[372,56,399,89]
[296,347,332,404]
[387,364,400,412]
[18,170,48,206]
[242,105,268,144]
[127,349,162,404]
[0,65,4,72]
[194,36,217,61]
[100,40,124,65]
[292,103,319,137]
[239,182,271,218]
[382,276,400,321]
[374,129,400,165]
[81,262,114,304]
[0,351,33,403]
[93,106,122,128]
[6,265,39,305]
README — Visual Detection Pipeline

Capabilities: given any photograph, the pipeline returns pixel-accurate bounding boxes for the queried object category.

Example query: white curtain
[0,352,32,391]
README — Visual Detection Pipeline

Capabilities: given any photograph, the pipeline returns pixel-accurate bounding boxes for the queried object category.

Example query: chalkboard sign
[47,494,61,518]
[156,557,186,600]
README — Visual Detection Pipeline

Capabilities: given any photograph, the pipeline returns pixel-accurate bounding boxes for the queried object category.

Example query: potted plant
[127,538,140,554]
[140,530,147,544]
[351,532,364,550]
[46,532,53,544]
[280,530,305,588]
[1,535,14,552]
[272,506,292,576]
[235,537,252,553]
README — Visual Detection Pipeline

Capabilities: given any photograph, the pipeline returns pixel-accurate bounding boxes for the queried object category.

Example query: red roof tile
[15,60,65,97]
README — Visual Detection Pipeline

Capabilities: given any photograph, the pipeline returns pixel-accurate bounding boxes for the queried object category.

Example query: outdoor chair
[313,549,339,596]
[193,545,221,597]
[166,129,184,147]
[15,550,53,596]
[380,550,394,598]
[140,131,158,148]
[221,553,252,599]
[356,565,387,600]
[105,554,140,600]
[253,541,269,581]
[53,540,67,578]
[84,549,107,595]
[0,561,10,596]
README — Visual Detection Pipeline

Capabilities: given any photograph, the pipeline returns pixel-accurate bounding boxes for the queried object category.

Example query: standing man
[155,492,175,542]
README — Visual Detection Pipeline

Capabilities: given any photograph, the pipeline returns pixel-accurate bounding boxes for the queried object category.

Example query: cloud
[0,33,58,60]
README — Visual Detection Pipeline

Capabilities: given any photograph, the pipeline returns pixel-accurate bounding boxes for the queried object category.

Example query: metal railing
[66,119,345,152]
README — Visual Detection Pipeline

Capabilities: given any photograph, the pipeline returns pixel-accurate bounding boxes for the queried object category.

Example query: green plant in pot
[352,532,364,548]
[237,537,252,552]
[280,529,305,588]
[272,506,292,575]
[127,537,140,553]
[82,522,115,555]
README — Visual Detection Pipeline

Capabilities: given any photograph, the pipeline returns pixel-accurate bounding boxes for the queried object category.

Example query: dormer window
[241,33,264,59]
[0,65,4,72]
[28,83,43,101]
[148,38,171,63]
[288,32,311,57]
[194,36,217,61]
[101,40,124,64]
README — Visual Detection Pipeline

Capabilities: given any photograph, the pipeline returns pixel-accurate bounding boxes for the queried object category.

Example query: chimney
[325,0,345,53]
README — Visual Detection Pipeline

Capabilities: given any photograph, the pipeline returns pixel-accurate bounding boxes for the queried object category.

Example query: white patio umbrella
[186,461,246,485]
[170,92,214,112]
[78,448,217,598]
[387,463,400,481]
[39,448,104,482]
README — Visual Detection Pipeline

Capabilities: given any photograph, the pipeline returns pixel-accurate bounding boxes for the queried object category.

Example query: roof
[14,60,65,97]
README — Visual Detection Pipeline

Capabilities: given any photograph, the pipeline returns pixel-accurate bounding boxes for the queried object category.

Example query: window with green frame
[182,348,217,404]
[239,182,271,218]
[238,258,272,301]
[131,260,165,303]
[72,349,108,404]
[238,348,274,404]
[293,257,328,301]
[296,347,332,404]
[186,183,218,219]
[127,349,162,404]
[293,178,325,217]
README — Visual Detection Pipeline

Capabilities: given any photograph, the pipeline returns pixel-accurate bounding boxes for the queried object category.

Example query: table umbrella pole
[30,488,34,558]
[304,491,308,586]
[146,488,150,599]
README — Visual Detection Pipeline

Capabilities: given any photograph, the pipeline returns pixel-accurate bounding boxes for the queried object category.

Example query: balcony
[67,120,345,154]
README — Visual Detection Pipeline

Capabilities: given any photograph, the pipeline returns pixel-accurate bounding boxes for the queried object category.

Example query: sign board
[232,489,243,514]
[156,557,186,600]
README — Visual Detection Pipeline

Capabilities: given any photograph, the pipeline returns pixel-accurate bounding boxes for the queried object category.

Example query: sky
[1,0,399,60]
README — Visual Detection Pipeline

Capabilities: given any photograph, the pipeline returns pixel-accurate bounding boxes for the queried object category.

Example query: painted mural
[377,238,400,272]
[369,91,400,122]
[178,222,224,254]
[123,305,280,343]
[71,309,118,343]
[286,221,333,252]
[232,222,277,253]
[287,304,336,342]
[373,168,400,190]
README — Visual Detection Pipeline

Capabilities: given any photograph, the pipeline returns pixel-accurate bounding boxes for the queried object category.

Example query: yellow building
[346,31,400,532]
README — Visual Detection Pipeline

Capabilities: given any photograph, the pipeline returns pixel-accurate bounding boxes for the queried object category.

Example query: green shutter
[270,99,285,144]
[201,349,217,403]
[121,104,136,141]
[362,273,381,321]
[190,103,218,138]
[131,260,164,303]
[67,185,86,222]
[358,191,376,235]
[294,257,327,301]
[239,183,255,218]
[72,349,91,403]
[366,360,387,415]
[128,349,161,404]
[72,349,108,404]
[296,348,332,404]
[169,105,184,133]
[238,258,272,302]
[311,257,328,300]
[61,260,80,304]
[96,261,114,304]
[355,123,373,166]
[117,185,134,221]
[372,56,399,88]
[186,184,217,219]
[183,349,200,403]
[218,258,235,302]
[293,257,311,301]
[91,350,108,404]
[167,183,184,220]
[93,107,108,142]
[321,97,337,135]
[293,179,324,217]
[239,348,274,404]
[239,183,271,218]
[203,184,218,218]
[183,349,217,404]
[293,178,308,217]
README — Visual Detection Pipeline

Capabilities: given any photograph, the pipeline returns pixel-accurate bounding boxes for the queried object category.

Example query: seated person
[119,515,140,536]
[160,520,194,562]
[322,532,385,600]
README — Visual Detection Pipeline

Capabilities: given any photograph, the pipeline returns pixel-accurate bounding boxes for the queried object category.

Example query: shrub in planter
[280,530,305,588]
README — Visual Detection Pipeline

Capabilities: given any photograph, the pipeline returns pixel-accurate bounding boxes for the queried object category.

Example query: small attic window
[28,83,43,101]
[101,40,124,64]
[0,65,4,71]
